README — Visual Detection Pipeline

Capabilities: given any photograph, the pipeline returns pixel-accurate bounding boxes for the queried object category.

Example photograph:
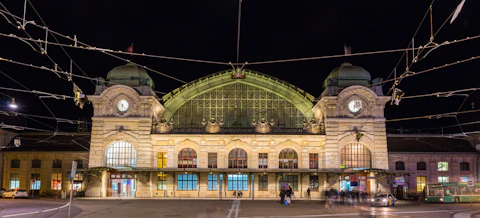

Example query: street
[0,198,479,218]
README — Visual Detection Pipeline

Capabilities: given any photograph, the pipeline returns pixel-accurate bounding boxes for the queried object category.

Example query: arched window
[279,148,298,169]
[105,141,136,167]
[32,159,41,168]
[228,148,248,168]
[340,143,371,169]
[178,148,197,168]
[11,159,20,168]
[460,162,470,171]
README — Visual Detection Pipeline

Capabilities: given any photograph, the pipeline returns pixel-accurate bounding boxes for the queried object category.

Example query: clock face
[348,100,362,113]
[117,99,129,112]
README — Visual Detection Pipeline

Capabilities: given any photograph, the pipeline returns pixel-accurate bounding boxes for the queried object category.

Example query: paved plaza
[0,198,479,218]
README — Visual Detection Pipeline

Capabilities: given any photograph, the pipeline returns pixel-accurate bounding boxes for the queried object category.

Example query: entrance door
[108,172,136,197]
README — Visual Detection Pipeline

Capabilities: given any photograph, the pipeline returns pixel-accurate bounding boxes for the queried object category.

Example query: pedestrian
[286,186,293,205]
[307,188,311,200]
[279,187,286,204]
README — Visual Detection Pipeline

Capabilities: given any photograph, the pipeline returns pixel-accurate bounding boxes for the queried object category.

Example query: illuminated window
[395,162,405,170]
[416,176,426,192]
[178,148,197,168]
[51,173,62,190]
[417,162,426,170]
[279,175,298,191]
[228,148,248,168]
[340,143,371,168]
[438,162,448,171]
[227,174,248,191]
[258,175,268,191]
[158,152,167,168]
[208,174,222,190]
[438,176,449,183]
[11,159,20,168]
[157,173,167,190]
[460,176,469,182]
[177,174,197,190]
[279,149,298,169]
[310,175,319,191]
[105,141,136,167]
[258,153,268,168]
[208,153,217,168]
[460,162,469,171]
[52,159,62,168]
[67,171,83,191]
[309,153,318,169]
[31,173,41,190]
[32,159,41,168]
[9,173,20,189]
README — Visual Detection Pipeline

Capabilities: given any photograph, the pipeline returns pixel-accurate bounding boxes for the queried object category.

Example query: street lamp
[9,98,17,109]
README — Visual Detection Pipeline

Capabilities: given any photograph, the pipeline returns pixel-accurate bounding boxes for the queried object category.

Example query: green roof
[323,62,371,88]
[106,63,155,89]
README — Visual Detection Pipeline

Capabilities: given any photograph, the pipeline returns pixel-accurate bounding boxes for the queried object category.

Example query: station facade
[84,62,392,198]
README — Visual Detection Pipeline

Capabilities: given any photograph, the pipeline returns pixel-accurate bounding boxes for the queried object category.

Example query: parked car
[371,193,396,206]
[2,189,28,199]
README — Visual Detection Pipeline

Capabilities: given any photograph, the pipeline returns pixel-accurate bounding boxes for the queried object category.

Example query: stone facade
[1,151,89,196]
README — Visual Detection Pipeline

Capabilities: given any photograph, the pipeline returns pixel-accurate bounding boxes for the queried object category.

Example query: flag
[126,43,134,54]
[344,44,352,55]
[450,0,466,24]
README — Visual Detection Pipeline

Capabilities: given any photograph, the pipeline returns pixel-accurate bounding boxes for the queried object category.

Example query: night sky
[0,0,479,134]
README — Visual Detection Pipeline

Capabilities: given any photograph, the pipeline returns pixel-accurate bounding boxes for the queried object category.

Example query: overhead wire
[0,7,188,84]
[402,87,480,99]
[386,109,480,122]
[369,55,480,87]
[27,0,95,86]
[0,56,168,95]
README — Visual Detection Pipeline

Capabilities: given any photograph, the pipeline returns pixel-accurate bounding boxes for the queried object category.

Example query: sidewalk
[453,210,480,218]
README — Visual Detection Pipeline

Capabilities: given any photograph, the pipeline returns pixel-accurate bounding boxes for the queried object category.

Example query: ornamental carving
[103,131,138,150]
[276,139,301,154]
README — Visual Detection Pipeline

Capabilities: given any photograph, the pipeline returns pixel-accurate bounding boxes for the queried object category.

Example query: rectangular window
[158,152,167,168]
[460,162,469,171]
[227,174,248,191]
[53,160,62,168]
[208,174,218,191]
[279,175,298,191]
[208,153,217,168]
[460,176,469,182]
[416,176,426,192]
[177,174,197,191]
[438,162,448,171]
[51,173,62,190]
[395,162,405,170]
[10,173,20,189]
[438,176,449,183]
[416,162,426,170]
[76,160,83,169]
[258,175,268,191]
[11,159,20,168]
[309,153,318,169]
[157,173,167,190]
[32,159,41,168]
[310,176,319,191]
[258,153,268,168]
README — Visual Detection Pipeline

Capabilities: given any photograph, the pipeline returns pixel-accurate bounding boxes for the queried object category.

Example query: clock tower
[86,63,164,197]
[312,62,390,191]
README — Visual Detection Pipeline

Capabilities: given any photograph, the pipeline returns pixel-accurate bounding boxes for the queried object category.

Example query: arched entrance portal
[339,143,372,192]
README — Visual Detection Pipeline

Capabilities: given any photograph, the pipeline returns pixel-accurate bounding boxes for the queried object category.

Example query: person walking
[307,188,311,200]
[279,187,286,204]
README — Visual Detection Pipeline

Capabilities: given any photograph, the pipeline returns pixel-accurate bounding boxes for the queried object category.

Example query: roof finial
[344,43,351,62]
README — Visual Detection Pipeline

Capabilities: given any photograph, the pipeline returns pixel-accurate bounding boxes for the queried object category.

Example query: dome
[106,63,155,89]
[323,62,371,88]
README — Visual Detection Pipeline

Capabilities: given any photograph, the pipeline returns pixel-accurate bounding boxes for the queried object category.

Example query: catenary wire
[386,109,480,122]
[27,0,95,86]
